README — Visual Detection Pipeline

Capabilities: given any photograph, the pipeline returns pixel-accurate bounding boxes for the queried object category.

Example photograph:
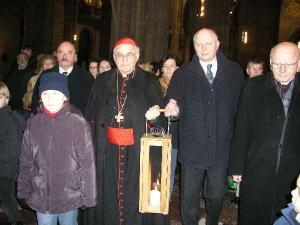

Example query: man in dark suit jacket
[164,28,245,225]
[31,41,94,113]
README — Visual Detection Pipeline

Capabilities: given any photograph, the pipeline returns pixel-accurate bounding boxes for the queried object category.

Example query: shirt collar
[59,66,73,76]
[199,57,217,69]
[199,57,218,76]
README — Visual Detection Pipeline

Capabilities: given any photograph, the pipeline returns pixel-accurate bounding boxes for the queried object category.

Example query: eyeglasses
[271,62,298,69]
[114,52,136,61]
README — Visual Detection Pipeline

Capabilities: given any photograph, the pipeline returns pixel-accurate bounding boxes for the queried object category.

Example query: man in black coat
[164,28,244,225]
[7,52,33,111]
[31,41,94,113]
[229,42,300,225]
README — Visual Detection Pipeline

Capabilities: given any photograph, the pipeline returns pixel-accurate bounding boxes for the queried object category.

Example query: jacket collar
[264,71,300,91]
[281,203,299,225]
[39,102,72,118]
[0,105,11,114]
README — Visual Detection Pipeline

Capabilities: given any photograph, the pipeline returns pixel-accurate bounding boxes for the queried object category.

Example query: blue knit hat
[39,72,69,98]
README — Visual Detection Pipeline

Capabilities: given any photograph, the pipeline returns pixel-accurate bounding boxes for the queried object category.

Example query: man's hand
[232,175,242,183]
[165,99,179,117]
[145,105,161,120]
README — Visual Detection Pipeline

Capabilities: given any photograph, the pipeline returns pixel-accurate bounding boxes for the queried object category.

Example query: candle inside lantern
[149,183,161,206]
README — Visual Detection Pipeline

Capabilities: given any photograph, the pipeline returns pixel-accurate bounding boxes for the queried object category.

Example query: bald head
[270,42,299,61]
[270,42,300,84]
[57,41,77,70]
[193,28,218,43]
[193,28,220,62]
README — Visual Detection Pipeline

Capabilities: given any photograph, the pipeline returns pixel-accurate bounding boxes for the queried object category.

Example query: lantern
[139,117,172,214]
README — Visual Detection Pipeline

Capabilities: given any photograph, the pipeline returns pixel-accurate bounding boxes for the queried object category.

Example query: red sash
[107,127,134,146]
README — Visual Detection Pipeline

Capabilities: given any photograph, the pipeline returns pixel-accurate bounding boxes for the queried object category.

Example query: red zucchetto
[114,37,137,48]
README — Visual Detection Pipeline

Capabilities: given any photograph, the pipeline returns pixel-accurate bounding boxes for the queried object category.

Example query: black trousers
[180,165,227,225]
[0,176,21,223]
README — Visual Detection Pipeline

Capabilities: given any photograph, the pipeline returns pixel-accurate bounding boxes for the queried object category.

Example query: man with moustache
[31,41,94,113]
[80,37,166,225]
[229,42,300,225]
[164,28,244,225]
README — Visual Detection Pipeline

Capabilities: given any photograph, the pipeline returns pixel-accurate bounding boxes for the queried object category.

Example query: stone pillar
[111,0,170,61]
[169,0,185,60]
[279,0,300,42]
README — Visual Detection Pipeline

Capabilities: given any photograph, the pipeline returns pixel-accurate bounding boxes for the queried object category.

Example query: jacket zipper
[46,119,54,212]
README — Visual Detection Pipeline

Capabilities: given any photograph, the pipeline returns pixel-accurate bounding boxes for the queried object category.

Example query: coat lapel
[214,51,232,87]
[187,55,211,86]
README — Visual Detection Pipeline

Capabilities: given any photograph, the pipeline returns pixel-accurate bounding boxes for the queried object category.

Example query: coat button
[101,123,105,127]
[207,135,211,138]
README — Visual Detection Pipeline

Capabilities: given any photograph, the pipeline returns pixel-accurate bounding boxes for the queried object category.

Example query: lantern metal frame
[139,133,172,214]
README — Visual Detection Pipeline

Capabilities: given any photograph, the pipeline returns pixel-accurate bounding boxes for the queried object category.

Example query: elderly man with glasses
[229,42,300,225]
[80,38,167,225]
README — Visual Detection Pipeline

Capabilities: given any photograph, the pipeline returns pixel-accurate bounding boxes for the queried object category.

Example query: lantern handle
[145,108,170,135]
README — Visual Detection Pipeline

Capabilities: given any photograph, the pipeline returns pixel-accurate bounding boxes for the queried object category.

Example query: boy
[17,72,96,225]
[274,173,300,225]
[0,82,25,225]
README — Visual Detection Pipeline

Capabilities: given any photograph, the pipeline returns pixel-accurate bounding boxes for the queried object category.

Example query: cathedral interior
[0,0,299,76]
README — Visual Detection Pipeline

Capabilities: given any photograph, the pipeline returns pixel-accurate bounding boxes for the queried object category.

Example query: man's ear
[74,54,78,63]
[5,98,9,105]
[216,40,220,50]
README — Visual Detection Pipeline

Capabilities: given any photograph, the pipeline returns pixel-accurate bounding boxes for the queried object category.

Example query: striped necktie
[206,64,214,84]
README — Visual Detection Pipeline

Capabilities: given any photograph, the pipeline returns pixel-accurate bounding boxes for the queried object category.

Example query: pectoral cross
[115,112,124,122]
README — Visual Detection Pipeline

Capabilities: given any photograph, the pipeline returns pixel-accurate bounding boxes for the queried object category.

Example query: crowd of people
[0,27,299,225]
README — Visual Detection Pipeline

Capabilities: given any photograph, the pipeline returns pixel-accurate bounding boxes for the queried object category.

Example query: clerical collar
[59,66,73,76]
[199,57,218,77]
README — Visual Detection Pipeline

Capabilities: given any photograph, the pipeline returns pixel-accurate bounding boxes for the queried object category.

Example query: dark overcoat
[31,65,94,113]
[166,51,244,168]
[229,72,300,225]
[80,67,165,225]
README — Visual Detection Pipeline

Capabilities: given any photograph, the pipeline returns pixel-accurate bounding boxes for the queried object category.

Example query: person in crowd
[138,61,153,73]
[21,46,33,60]
[274,173,300,225]
[229,42,300,225]
[21,45,36,72]
[159,54,179,194]
[98,59,112,74]
[246,58,264,78]
[7,52,34,113]
[163,28,245,225]
[31,41,94,113]
[0,82,25,225]
[51,49,57,59]
[150,61,162,77]
[17,72,96,225]
[22,54,56,116]
[88,59,99,79]
[80,37,167,225]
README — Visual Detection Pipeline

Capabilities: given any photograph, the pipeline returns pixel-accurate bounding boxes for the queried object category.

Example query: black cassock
[79,67,169,225]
